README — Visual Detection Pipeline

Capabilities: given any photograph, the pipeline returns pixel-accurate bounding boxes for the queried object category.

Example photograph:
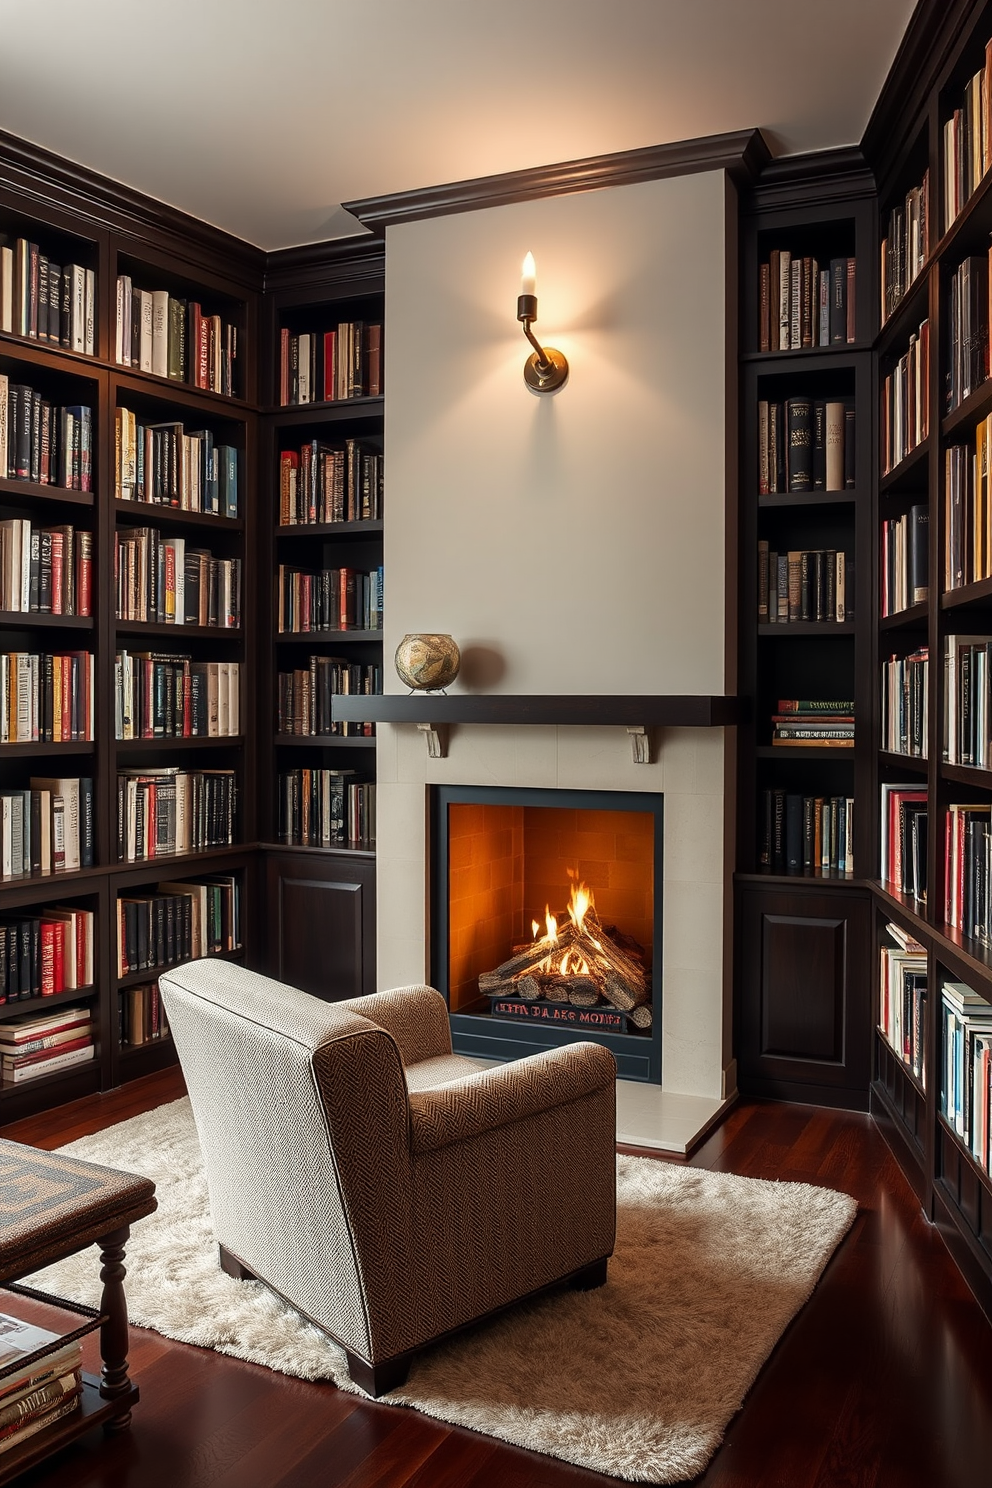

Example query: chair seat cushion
[405,1052,485,1092]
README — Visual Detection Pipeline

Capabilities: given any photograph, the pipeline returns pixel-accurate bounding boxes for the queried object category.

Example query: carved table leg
[97,1224,134,1430]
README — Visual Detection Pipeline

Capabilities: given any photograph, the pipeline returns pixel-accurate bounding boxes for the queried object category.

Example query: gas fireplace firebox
[431,785,663,1083]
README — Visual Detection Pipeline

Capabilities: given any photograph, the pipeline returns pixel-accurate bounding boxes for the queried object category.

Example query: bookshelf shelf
[0,986,97,1021]
[275,733,376,749]
[0,741,94,757]
[879,750,927,773]
[116,948,244,992]
[0,611,93,630]
[879,601,928,630]
[879,440,929,493]
[115,735,244,751]
[264,396,384,424]
[276,519,383,538]
[275,629,382,644]
[112,500,244,533]
[941,576,992,610]
[942,762,992,789]
[754,744,855,760]
[757,621,855,636]
[877,270,931,358]
[114,622,242,639]
[0,477,95,509]
[757,489,859,508]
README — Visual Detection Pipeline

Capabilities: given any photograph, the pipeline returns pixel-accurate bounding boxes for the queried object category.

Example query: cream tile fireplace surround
[376,165,737,1150]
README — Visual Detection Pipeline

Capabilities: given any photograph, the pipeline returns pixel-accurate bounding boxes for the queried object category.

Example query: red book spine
[50,532,64,614]
[198,315,209,390]
[76,912,86,987]
[78,547,92,616]
[165,544,176,621]
[40,922,55,995]
[147,781,157,859]
[183,671,191,737]
[52,921,65,994]
[323,331,336,401]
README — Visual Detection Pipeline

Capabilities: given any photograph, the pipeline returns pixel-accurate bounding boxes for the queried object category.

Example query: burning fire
[530,875,596,976]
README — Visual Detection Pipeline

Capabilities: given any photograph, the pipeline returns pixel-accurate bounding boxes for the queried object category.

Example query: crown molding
[743,145,876,213]
[343,129,772,234]
[263,234,385,296]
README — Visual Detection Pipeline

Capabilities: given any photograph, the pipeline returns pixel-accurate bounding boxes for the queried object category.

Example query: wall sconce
[517,252,568,392]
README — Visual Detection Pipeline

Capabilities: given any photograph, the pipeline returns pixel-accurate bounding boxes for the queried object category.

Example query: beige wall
[378,168,737,1100]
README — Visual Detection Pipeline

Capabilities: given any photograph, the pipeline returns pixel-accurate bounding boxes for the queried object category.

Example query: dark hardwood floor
[3,1072,992,1487]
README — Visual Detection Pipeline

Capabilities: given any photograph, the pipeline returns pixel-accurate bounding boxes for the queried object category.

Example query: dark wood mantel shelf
[331,694,741,762]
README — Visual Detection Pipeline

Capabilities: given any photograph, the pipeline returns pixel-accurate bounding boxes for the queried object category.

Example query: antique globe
[394,633,461,691]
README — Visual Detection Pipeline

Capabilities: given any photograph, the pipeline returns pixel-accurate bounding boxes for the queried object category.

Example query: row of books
[0,1002,94,1085]
[115,409,239,517]
[278,322,382,405]
[115,653,240,740]
[757,545,852,624]
[277,769,375,849]
[0,519,92,616]
[121,981,168,1047]
[942,41,992,231]
[758,789,854,875]
[0,1310,84,1460]
[277,658,379,737]
[946,803,992,942]
[770,700,853,747]
[940,980,992,1176]
[0,235,95,352]
[944,418,992,589]
[115,529,241,628]
[0,907,94,1002]
[882,318,929,475]
[880,782,927,902]
[115,277,239,397]
[880,171,929,324]
[945,634,992,766]
[0,378,92,489]
[946,252,991,412]
[0,651,94,744]
[278,440,383,525]
[757,251,856,351]
[276,565,383,634]
[757,397,854,494]
[881,648,928,758]
[116,767,236,862]
[881,504,928,616]
[0,778,93,879]
[116,875,240,976]
[879,923,927,1085]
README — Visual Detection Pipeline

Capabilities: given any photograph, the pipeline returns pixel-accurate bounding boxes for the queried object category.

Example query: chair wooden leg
[569,1256,609,1290]
[345,1349,411,1398]
[219,1244,256,1281]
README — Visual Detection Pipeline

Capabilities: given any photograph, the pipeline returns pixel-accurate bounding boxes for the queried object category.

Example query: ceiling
[0,0,918,251]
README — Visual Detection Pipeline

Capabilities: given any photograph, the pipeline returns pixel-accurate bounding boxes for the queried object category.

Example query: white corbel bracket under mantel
[332,695,741,761]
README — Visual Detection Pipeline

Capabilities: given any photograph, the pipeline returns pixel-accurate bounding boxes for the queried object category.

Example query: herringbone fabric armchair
[158,959,617,1396]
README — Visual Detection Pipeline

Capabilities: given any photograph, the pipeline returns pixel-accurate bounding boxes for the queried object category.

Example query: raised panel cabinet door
[738,886,870,1103]
[265,853,376,1001]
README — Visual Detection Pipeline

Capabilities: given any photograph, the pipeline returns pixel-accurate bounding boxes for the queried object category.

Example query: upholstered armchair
[158,960,617,1396]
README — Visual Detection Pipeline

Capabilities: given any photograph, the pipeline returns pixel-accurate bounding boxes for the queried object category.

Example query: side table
[0,1137,157,1481]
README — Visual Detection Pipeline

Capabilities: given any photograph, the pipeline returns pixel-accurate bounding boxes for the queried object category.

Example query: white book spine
[151,291,169,378]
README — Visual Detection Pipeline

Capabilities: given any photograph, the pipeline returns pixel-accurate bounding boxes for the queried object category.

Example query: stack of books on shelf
[757,545,852,623]
[939,980,992,1176]
[277,657,379,737]
[114,279,238,396]
[881,504,928,616]
[0,1003,94,1085]
[278,321,382,405]
[758,251,856,350]
[882,318,929,474]
[758,789,854,876]
[278,768,375,849]
[114,653,240,739]
[942,43,992,230]
[944,634,992,765]
[0,1310,83,1453]
[880,171,929,323]
[0,520,93,616]
[115,529,241,628]
[771,698,854,748]
[881,649,928,756]
[945,802,992,939]
[946,255,990,412]
[277,565,383,633]
[757,397,854,494]
[0,778,94,880]
[116,875,240,976]
[120,981,168,1047]
[0,380,92,490]
[880,781,927,902]
[278,440,382,524]
[116,767,236,861]
[943,418,992,589]
[115,411,238,516]
[0,238,95,351]
[0,652,94,744]
[879,921,927,1083]
[0,907,93,1001]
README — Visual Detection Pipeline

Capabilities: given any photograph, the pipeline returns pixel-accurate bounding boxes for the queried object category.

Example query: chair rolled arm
[339,984,452,1067]
[409,1042,616,1155]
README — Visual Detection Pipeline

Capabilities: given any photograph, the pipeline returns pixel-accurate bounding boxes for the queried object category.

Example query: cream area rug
[27,1097,856,1484]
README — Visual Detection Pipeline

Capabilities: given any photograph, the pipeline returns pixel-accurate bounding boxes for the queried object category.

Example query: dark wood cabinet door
[263,851,376,1001]
[737,883,870,1107]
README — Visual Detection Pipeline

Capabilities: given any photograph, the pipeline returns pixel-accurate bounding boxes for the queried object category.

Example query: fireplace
[431,785,663,1082]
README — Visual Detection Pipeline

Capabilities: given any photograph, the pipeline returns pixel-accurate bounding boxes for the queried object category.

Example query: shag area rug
[28,1097,856,1484]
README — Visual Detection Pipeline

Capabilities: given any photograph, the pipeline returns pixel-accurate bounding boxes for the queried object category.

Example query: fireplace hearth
[431,785,663,1083]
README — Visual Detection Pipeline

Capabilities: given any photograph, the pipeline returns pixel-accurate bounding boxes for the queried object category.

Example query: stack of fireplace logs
[479,906,652,1029]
